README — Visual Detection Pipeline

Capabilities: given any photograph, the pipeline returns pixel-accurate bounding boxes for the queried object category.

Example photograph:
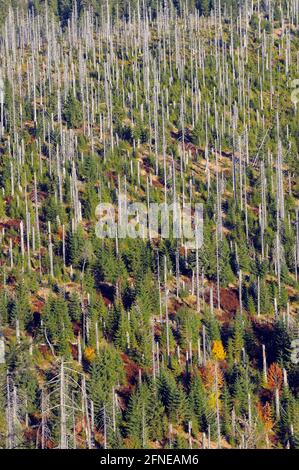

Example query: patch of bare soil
[204,286,240,321]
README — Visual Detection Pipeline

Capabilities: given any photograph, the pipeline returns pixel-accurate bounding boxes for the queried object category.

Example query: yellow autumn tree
[202,360,224,390]
[84,346,96,363]
[212,339,226,361]
[202,362,224,411]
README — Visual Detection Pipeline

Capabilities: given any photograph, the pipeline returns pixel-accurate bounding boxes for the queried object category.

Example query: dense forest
[0,0,298,449]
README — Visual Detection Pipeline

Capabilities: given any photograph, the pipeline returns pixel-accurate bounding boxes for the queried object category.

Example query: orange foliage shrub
[267,363,283,391]
[257,401,274,433]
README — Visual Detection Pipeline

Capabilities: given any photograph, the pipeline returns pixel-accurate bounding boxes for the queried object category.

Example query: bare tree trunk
[215,363,221,449]
[164,256,170,364]
[262,344,267,384]
[60,360,67,449]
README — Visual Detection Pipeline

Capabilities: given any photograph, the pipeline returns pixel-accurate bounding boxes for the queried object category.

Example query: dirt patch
[219,288,239,315]
[204,286,240,319]
[0,218,21,230]
[30,297,45,313]
[117,353,142,408]
[120,352,141,388]
[168,296,183,316]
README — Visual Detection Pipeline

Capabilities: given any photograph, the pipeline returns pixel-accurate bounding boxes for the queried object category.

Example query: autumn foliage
[84,346,96,363]
[201,361,224,390]
[267,363,283,392]
[257,401,274,433]
[212,340,226,361]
